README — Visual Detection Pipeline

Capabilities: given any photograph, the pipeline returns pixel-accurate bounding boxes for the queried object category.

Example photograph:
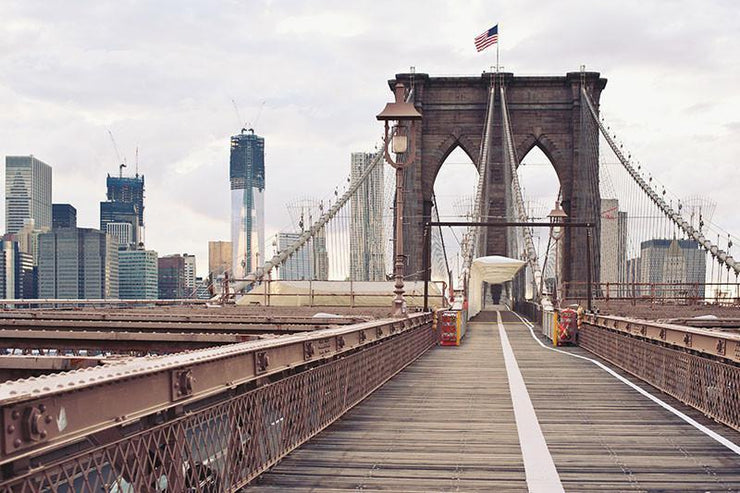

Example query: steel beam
[0,310,367,325]
[0,313,431,467]
[0,329,259,354]
[0,318,335,334]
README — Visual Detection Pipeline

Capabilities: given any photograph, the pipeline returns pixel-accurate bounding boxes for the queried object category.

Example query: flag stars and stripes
[475,24,498,52]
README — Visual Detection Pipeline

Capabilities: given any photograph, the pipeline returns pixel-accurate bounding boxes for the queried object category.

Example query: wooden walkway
[247,310,740,492]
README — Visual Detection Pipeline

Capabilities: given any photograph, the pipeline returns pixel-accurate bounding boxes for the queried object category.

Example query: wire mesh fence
[0,319,435,492]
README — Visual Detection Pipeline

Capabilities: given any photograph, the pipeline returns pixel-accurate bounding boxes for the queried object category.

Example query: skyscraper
[0,240,35,299]
[639,239,706,298]
[349,152,385,281]
[119,249,158,299]
[158,254,186,299]
[208,240,232,279]
[230,129,265,279]
[38,228,119,299]
[276,232,312,280]
[5,156,52,235]
[105,222,133,247]
[599,199,627,287]
[100,174,145,249]
[183,254,196,296]
[284,199,329,280]
[52,204,77,229]
[11,219,49,266]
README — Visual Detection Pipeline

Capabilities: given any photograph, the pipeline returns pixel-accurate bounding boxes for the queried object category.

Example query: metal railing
[0,313,435,490]
[580,314,740,432]
[564,282,740,306]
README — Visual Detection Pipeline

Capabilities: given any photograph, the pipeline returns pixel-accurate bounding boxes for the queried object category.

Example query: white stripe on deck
[510,311,740,456]
[497,311,564,493]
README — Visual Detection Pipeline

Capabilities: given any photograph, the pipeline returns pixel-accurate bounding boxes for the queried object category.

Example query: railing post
[586,228,593,312]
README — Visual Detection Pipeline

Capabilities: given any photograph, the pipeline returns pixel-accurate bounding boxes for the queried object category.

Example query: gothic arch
[515,133,566,186]
[427,131,479,200]
[386,71,607,289]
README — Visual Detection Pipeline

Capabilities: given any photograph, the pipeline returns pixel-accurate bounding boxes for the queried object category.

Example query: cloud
[0,0,738,276]
[276,11,367,37]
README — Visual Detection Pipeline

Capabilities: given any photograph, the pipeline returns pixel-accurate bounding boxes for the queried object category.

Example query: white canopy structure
[468,256,526,318]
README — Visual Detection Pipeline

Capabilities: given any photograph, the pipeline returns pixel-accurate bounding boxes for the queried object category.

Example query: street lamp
[547,202,567,240]
[547,202,568,305]
[377,82,422,316]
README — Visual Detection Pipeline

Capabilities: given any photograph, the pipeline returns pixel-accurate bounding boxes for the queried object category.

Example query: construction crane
[231,99,266,133]
[247,101,266,132]
[107,130,127,177]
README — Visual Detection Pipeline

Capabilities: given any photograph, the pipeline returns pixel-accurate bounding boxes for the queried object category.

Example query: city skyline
[1,1,738,277]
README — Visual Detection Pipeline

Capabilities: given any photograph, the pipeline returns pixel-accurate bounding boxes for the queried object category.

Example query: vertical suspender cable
[581,88,739,278]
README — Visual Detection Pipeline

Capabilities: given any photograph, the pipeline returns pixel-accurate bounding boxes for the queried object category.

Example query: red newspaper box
[439,310,466,346]
[557,308,578,346]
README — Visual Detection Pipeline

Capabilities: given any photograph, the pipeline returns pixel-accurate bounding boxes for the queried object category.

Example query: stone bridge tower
[387,71,607,293]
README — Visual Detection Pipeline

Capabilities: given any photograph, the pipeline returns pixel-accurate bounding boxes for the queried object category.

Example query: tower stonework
[387,72,607,292]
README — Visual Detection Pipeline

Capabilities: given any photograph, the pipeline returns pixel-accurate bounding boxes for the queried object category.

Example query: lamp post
[547,202,568,306]
[377,82,422,316]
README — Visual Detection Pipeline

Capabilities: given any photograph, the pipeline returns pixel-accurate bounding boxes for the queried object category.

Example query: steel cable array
[581,87,739,278]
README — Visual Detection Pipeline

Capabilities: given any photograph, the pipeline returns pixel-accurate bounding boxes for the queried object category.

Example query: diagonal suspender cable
[581,88,739,277]
[500,86,544,300]
[224,88,417,297]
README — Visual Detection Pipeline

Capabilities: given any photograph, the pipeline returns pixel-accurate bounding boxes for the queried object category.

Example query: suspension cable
[223,88,419,297]
[460,77,496,285]
[500,85,544,300]
[581,87,739,277]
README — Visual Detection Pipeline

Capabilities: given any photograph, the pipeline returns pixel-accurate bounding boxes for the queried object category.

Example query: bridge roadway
[248,309,740,492]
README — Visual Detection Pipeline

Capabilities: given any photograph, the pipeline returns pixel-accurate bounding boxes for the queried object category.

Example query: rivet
[13,439,21,448]
[7,425,15,433]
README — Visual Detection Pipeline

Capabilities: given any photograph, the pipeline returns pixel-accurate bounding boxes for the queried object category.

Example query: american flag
[474,24,498,52]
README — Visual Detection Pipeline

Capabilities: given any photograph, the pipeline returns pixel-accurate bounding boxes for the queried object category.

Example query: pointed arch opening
[432,146,479,291]
[517,145,562,297]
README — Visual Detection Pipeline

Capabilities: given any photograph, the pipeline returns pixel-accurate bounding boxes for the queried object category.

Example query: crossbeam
[0,313,431,470]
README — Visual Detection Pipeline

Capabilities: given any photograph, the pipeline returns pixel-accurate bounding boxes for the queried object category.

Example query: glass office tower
[230,129,265,279]
[5,156,52,234]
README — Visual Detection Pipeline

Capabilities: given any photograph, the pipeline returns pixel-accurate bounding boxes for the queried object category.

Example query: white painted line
[497,311,564,493]
[511,311,740,456]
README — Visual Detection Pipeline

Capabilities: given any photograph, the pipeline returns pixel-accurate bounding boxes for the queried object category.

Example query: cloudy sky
[1,0,738,276]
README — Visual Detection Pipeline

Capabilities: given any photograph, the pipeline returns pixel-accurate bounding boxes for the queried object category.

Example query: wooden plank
[247,311,740,491]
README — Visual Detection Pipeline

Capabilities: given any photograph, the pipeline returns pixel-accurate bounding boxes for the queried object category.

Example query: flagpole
[496,24,500,72]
